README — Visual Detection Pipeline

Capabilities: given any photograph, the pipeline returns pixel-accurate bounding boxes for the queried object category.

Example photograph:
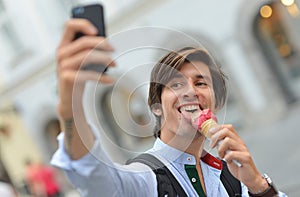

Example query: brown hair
[148,47,228,138]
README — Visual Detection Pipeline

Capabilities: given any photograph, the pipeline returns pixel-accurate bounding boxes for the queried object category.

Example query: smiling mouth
[178,104,202,113]
[178,104,203,122]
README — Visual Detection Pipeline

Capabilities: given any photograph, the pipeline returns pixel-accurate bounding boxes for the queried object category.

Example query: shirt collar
[150,138,222,170]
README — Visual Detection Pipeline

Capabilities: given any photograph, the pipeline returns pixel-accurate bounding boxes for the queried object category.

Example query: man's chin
[179,116,196,129]
[177,124,198,137]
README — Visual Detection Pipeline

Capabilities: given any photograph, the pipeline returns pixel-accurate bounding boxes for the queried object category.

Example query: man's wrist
[248,174,279,197]
[248,175,269,194]
[63,118,74,158]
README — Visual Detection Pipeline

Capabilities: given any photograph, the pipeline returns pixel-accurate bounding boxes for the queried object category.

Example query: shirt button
[187,157,191,161]
[191,178,197,183]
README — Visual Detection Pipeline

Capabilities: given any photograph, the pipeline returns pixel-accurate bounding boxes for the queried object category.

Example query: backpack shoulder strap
[220,160,242,197]
[126,153,188,197]
[128,154,241,196]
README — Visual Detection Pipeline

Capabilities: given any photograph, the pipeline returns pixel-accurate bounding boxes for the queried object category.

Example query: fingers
[209,124,248,161]
[74,70,115,84]
[209,124,239,148]
[57,36,114,63]
[59,49,116,71]
[223,150,252,167]
[56,19,116,85]
[59,19,98,47]
[58,66,115,88]
[217,137,247,159]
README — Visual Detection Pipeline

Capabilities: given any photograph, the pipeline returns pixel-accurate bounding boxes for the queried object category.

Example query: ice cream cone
[200,118,218,138]
[191,109,218,138]
[191,109,242,167]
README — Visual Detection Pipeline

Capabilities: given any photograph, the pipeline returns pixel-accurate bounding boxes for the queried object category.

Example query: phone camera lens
[74,7,84,15]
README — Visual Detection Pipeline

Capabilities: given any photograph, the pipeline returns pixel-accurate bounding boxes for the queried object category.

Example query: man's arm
[56,18,115,159]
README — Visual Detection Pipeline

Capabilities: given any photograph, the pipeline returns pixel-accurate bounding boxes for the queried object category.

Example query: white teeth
[179,105,200,112]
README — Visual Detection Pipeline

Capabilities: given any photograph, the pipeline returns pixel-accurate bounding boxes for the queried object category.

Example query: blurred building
[0,0,299,196]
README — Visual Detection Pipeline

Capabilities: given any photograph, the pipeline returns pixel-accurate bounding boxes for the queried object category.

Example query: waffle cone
[201,119,218,138]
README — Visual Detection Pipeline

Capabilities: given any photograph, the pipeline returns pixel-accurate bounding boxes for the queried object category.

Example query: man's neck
[160,132,205,159]
[185,137,205,159]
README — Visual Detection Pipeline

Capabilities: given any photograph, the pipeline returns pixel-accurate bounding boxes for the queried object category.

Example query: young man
[51,19,286,196]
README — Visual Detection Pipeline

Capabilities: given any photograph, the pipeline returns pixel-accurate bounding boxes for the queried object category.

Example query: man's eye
[170,82,183,89]
[196,82,207,87]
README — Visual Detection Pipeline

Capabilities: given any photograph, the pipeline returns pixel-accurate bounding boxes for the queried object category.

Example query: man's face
[159,61,216,139]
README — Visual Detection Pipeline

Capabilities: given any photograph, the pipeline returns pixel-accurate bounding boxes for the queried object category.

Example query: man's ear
[151,103,162,116]
[152,108,162,116]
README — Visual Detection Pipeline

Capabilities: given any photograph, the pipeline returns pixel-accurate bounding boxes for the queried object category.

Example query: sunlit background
[0,0,300,196]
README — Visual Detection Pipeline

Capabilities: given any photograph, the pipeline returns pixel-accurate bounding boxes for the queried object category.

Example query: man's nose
[182,79,197,100]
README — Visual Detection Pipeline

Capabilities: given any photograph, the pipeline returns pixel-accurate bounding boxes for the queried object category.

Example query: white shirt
[51,123,287,197]
[0,182,15,197]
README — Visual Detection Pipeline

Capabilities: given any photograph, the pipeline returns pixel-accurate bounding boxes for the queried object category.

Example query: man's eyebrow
[170,73,211,82]
[195,74,208,79]
[195,74,204,79]
[195,74,212,83]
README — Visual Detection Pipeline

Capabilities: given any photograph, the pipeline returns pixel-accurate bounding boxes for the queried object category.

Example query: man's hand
[209,124,269,193]
[56,18,115,118]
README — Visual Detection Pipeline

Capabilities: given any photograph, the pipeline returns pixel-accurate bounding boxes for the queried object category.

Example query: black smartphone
[72,4,107,73]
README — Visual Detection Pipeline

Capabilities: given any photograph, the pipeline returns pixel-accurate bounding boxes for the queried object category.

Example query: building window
[253,1,300,102]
